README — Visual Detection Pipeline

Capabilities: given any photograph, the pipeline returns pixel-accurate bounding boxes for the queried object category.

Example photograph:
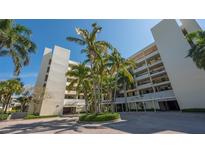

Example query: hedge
[24,114,58,119]
[79,112,120,122]
[0,114,9,121]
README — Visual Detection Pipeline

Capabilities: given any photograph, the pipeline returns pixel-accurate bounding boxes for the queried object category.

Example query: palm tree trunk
[4,95,11,114]
[84,90,88,113]
[93,80,98,113]
[112,74,118,113]
[123,81,127,111]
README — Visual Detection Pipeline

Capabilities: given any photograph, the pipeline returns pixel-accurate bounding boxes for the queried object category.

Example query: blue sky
[1,19,205,86]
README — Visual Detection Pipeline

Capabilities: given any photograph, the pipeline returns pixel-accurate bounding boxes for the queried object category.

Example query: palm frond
[66,37,85,45]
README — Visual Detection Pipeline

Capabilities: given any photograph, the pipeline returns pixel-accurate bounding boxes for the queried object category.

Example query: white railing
[133,65,147,73]
[64,99,85,106]
[112,90,175,104]
[135,73,149,80]
[137,82,152,89]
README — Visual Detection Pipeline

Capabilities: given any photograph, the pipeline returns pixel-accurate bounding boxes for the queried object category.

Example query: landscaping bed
[0,113,9,121]
[24,114,58,119]
[79,112,120,122]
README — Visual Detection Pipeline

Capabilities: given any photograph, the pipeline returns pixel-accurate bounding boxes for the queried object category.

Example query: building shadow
[0,118,83,134]
[102,112,205,134]
[0,112,205,134]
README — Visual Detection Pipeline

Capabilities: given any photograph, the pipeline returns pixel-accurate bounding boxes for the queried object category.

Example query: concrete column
[143,102,146,112]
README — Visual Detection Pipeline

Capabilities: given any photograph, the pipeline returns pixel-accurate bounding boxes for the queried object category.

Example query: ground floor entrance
[115,100,180,112]
[158,100,180,111]
[63,107,76,114]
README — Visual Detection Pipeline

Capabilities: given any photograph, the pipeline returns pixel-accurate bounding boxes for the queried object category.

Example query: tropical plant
[17,87,33,112]
[66,23,113,113]
[66,63,91,113]
[66,23,136,114]
[0,78,23,113]
[0,19,37,75]
[186,30,205,70]
[107,48,136,112]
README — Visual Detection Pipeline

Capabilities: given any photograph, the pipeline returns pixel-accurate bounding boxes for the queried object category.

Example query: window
[47,67,50,73]
[48,59,52,65]
[45,75,48,81]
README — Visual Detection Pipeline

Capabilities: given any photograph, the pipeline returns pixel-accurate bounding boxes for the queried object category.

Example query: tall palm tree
[66,64,91,113]
[66,23,113,113]
[107,48,136,112]
[0,19,37,75]
[118,68,135,110]
[186,30,205,70]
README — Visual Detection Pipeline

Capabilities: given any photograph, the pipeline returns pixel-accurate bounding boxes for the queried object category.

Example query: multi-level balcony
[114,90,175,104]
[137,50,159,64]
[137,82,152,90]
[135,73,150,80]
[133,64,147,73]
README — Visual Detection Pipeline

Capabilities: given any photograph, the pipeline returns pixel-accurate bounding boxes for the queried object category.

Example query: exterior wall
[28,48,52,114]
[113,42,177,110]
[151,19,205,109]
[39,46,70,116]
[180,19,202,33]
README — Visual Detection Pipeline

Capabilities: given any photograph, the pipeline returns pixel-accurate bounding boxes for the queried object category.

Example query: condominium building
[64,60,85,114]
[114,42,177,112]
[28,46,85,116]
[29,19,205,116]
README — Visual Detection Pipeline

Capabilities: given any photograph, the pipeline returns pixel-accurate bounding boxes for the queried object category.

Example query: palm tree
[186,30,205,70]
[0,19,37,75]
[17,87,32,112]
[118,67,135,111]
[0,78,23,113]
[107,48,136,112]
[66,63,91,113]
[66,23,113,113]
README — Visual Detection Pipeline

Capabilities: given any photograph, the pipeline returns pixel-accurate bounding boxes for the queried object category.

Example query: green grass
[182,108,205,112]
[0,113,9,121]
[24,114,58,119]
[79,112,120,122]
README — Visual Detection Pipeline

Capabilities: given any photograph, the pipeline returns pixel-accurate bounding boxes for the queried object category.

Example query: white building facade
[29,19,205,116]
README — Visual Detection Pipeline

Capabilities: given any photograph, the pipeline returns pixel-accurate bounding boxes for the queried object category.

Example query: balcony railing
[137,82,152,89]
[64,99,85,106]
[112,90,175,104]
[135,73,150,80]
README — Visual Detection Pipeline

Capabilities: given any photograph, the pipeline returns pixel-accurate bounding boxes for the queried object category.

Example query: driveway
[0,112,205,134]
[104,112,205,134]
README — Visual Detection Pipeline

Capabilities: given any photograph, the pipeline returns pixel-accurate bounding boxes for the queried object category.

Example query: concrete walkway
[0,112,205,134]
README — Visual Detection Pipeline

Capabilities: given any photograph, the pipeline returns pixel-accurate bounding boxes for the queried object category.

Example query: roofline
[128,42,156,59]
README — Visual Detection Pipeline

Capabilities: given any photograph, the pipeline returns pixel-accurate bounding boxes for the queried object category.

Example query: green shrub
[24,114,58,119]
[0,113,9,121]
[182,108,205,112]
[79,112,120,122]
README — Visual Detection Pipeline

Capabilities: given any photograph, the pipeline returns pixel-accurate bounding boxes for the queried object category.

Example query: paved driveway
[104,112,205,134]
[0,112,205,134]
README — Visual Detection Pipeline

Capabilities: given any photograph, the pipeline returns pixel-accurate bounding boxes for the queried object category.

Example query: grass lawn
[79,112,120,122]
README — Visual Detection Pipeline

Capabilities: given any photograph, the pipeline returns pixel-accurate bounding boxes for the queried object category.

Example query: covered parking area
[102,97,180,112]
